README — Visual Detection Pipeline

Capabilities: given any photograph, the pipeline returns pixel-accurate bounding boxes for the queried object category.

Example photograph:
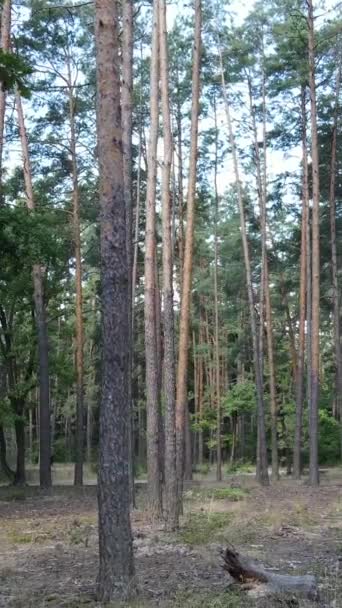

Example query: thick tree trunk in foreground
[122,0,135,507]
[16,92,51,489]
[175,0,201,515]
[222,547,317,600]
[293,88,309,479]
[95,0,135,600]
[159,0,178,530]
[144,0,162,518]
[307,0,320,486]
[219,49,269,486]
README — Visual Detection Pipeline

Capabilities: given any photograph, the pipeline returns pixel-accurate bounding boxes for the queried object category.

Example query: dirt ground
[0,469,341,608]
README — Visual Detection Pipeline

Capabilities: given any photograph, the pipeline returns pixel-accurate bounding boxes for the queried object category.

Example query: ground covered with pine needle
[0,469,341,607]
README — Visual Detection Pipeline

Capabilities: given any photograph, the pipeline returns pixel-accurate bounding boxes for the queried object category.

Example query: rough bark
[293,87,309,479]
[222,547,317,600]
[219,48,269,486]
[95,0,135,599]
[159,0,178,530]
[144,0,162,518]
[122,0,135,507]
[16,91,51,489]
[175,0,201,514]
[307,0,320,486]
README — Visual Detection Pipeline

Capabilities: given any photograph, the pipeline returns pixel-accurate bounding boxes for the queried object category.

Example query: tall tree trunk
[95,0,135,599]
[328,59,342,456]
[184,407,193,479]
[176,69,184,290]
[0,425,14,480]
[213,95,222,481]
[132,44,143,337]
[0,0,11,203]
[122,0,135,507]
[261,69,278,481]
[293,87,309,479]
[66,64,85,487]
[14,411,26,486]
[16,92,51,488]
[219,49,269,486]
[306,208,312,428]
[307,0,320,486]
[175,0,202,514]
[198,315,204,465]
[159,0,178,530]
[248,74,278,480]
[144,0,162,518]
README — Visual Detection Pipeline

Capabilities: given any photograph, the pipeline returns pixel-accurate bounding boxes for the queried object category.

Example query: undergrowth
[185,487,248,502]
[179,511,232,545]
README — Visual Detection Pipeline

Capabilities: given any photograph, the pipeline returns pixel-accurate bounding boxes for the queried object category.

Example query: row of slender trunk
[1,0,87,487]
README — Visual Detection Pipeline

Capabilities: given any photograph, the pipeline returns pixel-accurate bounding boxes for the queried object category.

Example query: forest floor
[0,468,341,608]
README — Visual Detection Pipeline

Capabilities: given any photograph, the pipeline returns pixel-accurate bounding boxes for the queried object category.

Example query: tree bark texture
[175,0,202,514]
[95,0,135,599]
[293,87,309,479]
[159,0,178,530]
[122,0,135,507]
[307,0,320,486]
[144,0,162,518]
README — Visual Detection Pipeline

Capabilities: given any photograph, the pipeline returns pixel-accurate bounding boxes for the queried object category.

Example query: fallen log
[222,546,318,601]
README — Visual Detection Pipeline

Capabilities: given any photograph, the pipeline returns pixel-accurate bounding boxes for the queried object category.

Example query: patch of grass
[226,462,255,475]
[179,511,232,545]
[7,531,33,544]
[7,527,59,545]
[67,518,94,546]
[185,486,248,502]
[169,589,250,607]
[207,487,248,501]
[0,487,26,501]
[193,463,211,476]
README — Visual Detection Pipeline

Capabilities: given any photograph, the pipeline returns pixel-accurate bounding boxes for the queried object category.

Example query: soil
[0,470,341,607]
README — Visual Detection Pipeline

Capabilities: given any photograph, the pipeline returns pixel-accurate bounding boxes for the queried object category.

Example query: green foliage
[0,50,32,96]
[223,380,256,416]
[318,410,341,464]
[225,461,255,474]
[179,512,232,545]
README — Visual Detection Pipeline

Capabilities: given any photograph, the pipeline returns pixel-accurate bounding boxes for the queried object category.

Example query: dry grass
[1,473,342,607]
